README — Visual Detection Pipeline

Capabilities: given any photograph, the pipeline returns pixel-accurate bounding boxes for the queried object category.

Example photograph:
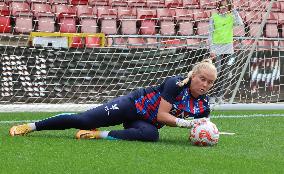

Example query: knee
[140,126,159,142]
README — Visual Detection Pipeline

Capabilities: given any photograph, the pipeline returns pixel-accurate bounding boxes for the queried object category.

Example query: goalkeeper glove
[175,118,209,128]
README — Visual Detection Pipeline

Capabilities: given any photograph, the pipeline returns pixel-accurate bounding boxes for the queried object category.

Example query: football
[189,121,219,146]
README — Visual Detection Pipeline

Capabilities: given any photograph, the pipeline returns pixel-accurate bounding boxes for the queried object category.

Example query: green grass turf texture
[0,111,283,174]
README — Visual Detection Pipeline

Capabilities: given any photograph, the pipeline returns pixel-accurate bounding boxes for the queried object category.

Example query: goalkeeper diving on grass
[10,59,217,142]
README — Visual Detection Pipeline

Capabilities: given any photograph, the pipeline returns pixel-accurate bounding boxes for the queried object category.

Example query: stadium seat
[76,5,98,33]
[186,38,200,49]
[257,40,272,51]
[145,38,157,48]
[128,37,145,48]
[0,2,11,33]
[269,1,280,12]
[14,14,33,33]
[70,0,88,5]
[199,0,216,9]
[249,1,266,11]
[0,2,9,16]
[109,0,128,7]
[146,0,165,8]
[80,18,98,33]
[70,37,84,48]
[245,11,264,37]
[128,0,146,7]
[97,6,117,34]
[32,3,55,32]
[10,2,30,16]
[265,12,279,38]
[137,8,157,35]
[193,9,209,36]
[10,2,34,33]
[233,0,249,10]
[107,37,127,47]
[86,36,101,47]
[233,25,245,37]
[157,8,176,35]
[0,16,11,33]
[165,0,182,8]
[49,0,68,4]
[54,4,77,33]
[280,2,284,13]
[117,7,137,34]
[182,0,199,8]
[175,8,194,35]
[161,38,185,48]
[89,0,108,6]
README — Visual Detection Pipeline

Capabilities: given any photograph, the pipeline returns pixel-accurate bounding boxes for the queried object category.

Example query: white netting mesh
[0,0,283,111]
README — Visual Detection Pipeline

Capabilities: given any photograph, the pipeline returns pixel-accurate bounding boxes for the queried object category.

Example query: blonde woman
[10,59,217,142]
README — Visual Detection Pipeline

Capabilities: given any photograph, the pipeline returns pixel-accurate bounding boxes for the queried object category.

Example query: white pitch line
[211,114,284,118]
[0,114,284,124]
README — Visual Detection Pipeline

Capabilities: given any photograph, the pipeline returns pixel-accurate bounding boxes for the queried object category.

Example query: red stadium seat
[146,0,165,8]
[280,2,284,13]
[32,3,55,32]
[30,0,49,3]
[128,0,146,7]
[97,6,117,34]
[49,0,68,4]
[37,17,55,32]
[233,0,249,10]
[70,0,88,5]
[145,38,157,48]
[193,9,209,36]
[233,25,245,37]
[128,37,145,48]
[165,0,182,8]
[10,2,30,16]
[88,0,108,6]
[265,12,279,38]
[175,8,194,35]
[137,8,157,35]
[157,8,176,35]
[81,18,98,33]
[182,0,199,8]
[76,5,94,17]
[107,37,127,47]
[161,38,185,48]
[0,16,11,33]
[54,4,77,33]
[76,5,98,33]
[14,13,33,33]
[257,40,272,51]
[199,0,216,9]
[0,2,11,33]
[70,37,84,48]
[117,7,137,34]
[0,2,9,16]
[86,36,101,47]
[249,1,266,11]
[186,38,200,49]
[109,0,128,7]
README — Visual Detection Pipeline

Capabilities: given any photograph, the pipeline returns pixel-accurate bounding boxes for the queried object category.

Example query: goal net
[0,0,283,112]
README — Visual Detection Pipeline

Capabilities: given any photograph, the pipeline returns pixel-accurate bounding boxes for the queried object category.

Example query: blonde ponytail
[178,58,217,87]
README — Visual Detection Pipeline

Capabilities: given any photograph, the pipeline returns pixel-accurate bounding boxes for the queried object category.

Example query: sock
[27,123,37,131]
[99,131,110,139]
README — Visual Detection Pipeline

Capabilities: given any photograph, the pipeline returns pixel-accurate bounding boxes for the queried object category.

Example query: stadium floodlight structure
[0,0,283,112]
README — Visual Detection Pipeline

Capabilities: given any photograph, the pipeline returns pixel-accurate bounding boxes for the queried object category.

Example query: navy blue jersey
[130,76,210,128]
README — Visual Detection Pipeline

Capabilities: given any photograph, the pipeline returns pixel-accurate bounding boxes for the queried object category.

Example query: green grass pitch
[1,111,284,174]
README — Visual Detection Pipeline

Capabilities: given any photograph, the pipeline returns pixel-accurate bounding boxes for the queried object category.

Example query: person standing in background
[209,0,244,103]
